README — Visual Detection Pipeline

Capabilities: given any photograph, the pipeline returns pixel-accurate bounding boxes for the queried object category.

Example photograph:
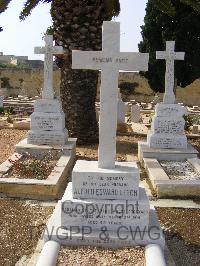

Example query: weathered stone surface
[155,103,186,117]
[72,21,149,169]
[131,104,140,123]
[151,117,185,134]
[0,96,3,107]
[61,183,150,231]
[72,160,139,200]
[27,129,68,145]
[156,41,185,104]
[45,203,165,248]
[147,133,187,149]
[148,103,187,149]
[30,112,65,131]
[34,99,63,113]
[35,35,64,99]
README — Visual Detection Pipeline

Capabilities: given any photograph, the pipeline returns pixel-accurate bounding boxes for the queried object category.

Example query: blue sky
[0,0,147,60]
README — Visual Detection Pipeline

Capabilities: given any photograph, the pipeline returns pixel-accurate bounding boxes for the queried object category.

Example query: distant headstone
[27,35,68,145]
[148,41,187,149]
[131,104,141,123]
[117,89,125,124]
[0,96,4,108]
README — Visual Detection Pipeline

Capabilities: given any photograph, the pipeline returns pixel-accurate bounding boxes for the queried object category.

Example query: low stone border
[0,151,75,200]
[143,157,200,198]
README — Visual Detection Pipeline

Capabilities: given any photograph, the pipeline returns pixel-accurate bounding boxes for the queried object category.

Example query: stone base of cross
[72,21,149,169]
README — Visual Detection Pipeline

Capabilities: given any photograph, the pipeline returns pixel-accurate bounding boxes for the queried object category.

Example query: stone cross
[35,35,64,99]
[72,21,149,169]
[156,41,185,104]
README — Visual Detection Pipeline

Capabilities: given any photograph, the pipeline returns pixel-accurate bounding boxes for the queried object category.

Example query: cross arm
[175,52,185,60]
[156,51,167,60]
[72,50,104,70]
[115,52,149,71]
[34,47,45,55]
[53,46,64,55]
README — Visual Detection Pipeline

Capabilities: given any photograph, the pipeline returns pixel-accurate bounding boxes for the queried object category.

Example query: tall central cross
[72,22,149,169]
[156,41,185,104]
[35,35,64,99]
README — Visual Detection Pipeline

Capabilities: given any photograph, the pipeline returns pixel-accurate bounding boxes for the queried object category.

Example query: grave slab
[138,141,198,163]
[147,133,187,149]
[0,152,75,200]
[44,202,165,248]
[27,129,68,146]
[30,112,65,131]
[72,160,139,200]
[61,183,149,231]
[143,157,200,198]
[16,138,76,158]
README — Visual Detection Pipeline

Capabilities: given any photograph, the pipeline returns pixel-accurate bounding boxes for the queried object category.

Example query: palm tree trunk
[51,0,117,144]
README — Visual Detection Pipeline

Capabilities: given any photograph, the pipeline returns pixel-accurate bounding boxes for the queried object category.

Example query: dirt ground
[0,129,199,265]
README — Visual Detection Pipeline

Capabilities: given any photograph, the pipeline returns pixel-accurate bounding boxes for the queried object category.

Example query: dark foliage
[139,0,200,92]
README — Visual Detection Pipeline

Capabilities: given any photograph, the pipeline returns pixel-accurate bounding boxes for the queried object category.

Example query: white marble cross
[72,21,149,169]
[35,35,64,99]
[156,41,185,104]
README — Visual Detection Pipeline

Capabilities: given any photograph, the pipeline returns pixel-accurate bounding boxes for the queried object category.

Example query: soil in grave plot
[157,208,200,266]
[0,129,27,163]
[159,160,200,181]
[0,199,54,266]
[2,154,58,180]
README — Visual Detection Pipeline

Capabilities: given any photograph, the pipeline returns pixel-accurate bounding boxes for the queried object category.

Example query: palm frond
[20,0,51,20]
[104,0,120,17]
[0,0,12,13]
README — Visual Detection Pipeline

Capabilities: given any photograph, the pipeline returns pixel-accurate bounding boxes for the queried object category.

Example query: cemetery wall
[0,68,199,106]
[0,68,61,97]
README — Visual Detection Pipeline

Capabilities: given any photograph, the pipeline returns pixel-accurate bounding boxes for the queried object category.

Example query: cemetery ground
[0,129,199,265]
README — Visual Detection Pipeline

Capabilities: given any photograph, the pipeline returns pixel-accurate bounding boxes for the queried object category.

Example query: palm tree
[1,0,120,144]
[0,0,199,143]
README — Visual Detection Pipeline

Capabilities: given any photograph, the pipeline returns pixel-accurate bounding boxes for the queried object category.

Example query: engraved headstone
[27,35,68,145]
[148,41,187,149]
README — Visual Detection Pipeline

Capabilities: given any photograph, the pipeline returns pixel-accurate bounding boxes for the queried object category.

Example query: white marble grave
[44,22,164,248]
[148,42,187,149]
[27,36,68,145]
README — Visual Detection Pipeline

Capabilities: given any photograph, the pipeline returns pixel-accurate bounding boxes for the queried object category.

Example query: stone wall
[0,68,61,97]
[0,68,199,106]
